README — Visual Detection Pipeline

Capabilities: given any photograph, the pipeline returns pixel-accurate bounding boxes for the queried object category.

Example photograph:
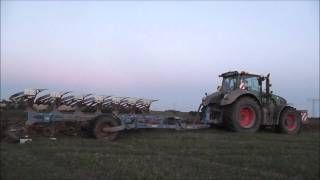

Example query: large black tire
[91,115,120,140]
[278,107,301,135]
[223,97,261,133]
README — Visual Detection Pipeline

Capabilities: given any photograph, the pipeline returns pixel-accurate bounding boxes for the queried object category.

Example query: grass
[1,126,319,180]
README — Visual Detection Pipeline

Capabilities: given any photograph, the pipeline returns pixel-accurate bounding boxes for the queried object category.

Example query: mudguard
[202,92,224,106]
[94,114,122,126]
[220,89,262,106]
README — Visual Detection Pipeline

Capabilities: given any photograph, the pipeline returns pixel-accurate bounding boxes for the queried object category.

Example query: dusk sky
[1,1,319,116]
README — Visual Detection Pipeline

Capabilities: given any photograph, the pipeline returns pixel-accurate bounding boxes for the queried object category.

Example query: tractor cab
[218,71,286,105]
[219,71,262,93]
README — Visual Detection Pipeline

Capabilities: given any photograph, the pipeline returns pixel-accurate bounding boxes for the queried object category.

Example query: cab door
[239,75,273,125]
[260,77,275,125]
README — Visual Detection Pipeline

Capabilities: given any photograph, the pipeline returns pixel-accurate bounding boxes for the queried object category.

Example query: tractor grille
[210,104,222,124]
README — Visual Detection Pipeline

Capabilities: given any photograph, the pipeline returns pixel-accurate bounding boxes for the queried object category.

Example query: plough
[8,89,156,114]
[1,89,209,141]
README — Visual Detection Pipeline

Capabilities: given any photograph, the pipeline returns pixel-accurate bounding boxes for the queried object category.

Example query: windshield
[221,76,237,91]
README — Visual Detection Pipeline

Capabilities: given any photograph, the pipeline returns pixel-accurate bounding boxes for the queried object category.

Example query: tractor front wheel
[278,107,301,135]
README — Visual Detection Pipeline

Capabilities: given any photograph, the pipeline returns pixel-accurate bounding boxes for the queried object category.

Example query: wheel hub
[239,107,256,128]
[284,114,297,131]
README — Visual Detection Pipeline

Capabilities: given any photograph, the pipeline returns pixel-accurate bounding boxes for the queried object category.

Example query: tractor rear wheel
[278,107,301,134]
[91,116,120,140]
[223,97,261,133]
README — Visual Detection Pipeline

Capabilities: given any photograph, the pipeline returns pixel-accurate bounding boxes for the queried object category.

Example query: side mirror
[205,92,208,96]
[217,86,221,91]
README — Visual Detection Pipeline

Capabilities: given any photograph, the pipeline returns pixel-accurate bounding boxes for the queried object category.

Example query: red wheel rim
[239,107,255,128]
[284,114,297,131]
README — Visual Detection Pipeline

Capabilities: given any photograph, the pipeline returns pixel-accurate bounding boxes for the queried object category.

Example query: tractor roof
[219,71,261,77]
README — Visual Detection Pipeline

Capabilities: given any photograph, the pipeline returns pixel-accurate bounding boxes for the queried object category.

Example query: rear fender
[220,90,262,106]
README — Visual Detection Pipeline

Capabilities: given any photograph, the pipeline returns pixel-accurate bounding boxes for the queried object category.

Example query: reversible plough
[0,89,208,142]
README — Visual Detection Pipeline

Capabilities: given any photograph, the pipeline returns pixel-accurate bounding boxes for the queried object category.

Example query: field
[1,119,319,180]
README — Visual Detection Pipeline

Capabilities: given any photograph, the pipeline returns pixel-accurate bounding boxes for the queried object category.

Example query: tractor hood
[201,91,225,106]
[272,94,287,105]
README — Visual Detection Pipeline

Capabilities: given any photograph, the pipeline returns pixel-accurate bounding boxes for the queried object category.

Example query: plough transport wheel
[92,116,119,140]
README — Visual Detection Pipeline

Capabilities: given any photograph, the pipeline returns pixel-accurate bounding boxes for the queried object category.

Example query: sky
[1,1,319,116]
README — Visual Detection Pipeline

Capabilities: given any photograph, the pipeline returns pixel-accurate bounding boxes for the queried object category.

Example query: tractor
[199,71,304,134]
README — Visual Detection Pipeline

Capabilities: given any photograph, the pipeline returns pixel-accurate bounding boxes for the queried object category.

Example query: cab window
[240,76,260,92]
[222,76,237,91]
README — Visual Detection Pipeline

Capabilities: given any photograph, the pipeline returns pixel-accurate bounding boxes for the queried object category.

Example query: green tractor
[199,71,303,134]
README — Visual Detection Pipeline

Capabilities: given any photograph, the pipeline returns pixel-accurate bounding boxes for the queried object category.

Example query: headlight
[223,94,229,99]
